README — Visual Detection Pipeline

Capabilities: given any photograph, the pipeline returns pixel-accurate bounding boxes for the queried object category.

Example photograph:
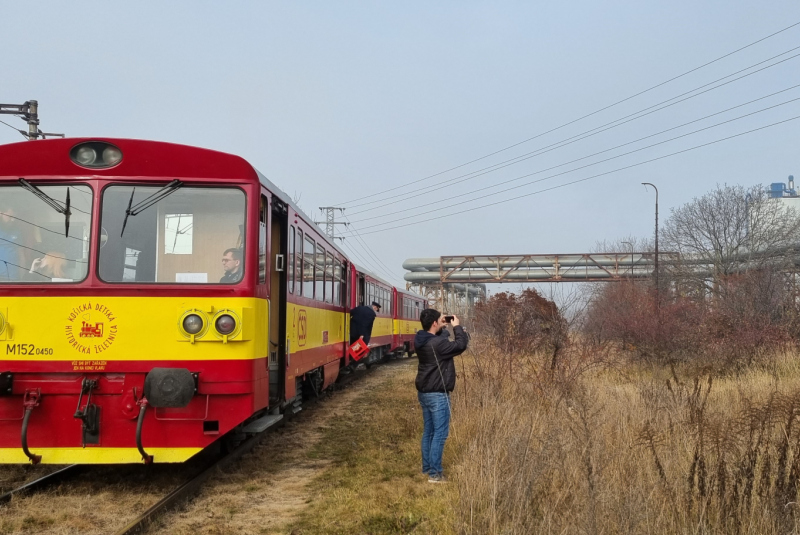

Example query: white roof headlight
[102,146,123,166]
[70,141,123,169]
[74,146,97,166]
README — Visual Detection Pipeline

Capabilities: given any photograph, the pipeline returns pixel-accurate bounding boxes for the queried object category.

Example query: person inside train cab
[219,247,243,283]
[350,301,380,345]
[28,251,69,281]
[0,205,23,280]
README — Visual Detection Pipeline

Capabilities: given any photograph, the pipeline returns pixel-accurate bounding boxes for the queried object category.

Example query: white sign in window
[165,214,193,255]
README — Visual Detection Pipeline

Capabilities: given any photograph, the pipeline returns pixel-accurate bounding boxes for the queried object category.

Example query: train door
[357,274,365,306]
[268,195,288,406]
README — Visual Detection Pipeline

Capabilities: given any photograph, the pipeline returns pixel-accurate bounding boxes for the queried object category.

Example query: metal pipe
[21,408,41,464]
[404,268,654,282]
[403,255,651,271]
[136,403,154,464]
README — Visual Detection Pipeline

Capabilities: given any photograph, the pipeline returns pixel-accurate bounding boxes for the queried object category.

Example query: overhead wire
[339,237,397,284]
[344,114,800,236]
[334,216,398,282]
[0,211,85,242]
[341,212,404,284]
[347,88,800,225]
[0,259,53,281]
[0,236,87,264]
[349,45,800,212]
[337,20,800,206]
[0,119,28,139]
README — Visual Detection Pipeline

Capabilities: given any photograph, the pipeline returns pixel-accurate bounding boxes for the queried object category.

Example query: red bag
[347,336,370,361]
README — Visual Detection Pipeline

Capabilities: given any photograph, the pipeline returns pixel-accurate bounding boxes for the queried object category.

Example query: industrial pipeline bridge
[402,252,659,318]
[403,253,656,284]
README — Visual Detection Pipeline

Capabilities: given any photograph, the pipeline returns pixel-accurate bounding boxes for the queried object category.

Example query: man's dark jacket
[219,270,241,284]
[350,305,376,344]
[414,326,468,393]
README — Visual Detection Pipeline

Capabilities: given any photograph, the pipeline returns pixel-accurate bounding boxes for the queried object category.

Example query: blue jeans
[418,391,451,477]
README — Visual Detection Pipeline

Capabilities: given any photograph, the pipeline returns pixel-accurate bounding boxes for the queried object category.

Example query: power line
[344,114,800,236]
[341,212,403,283]
[337,20,800,206]
[0,119,28,139]
[347,88,800,225]
[0,237,87,264]
[0,259,55,281]
[339,233,393,281]
[0,211,85,242]
[349,45,800,212]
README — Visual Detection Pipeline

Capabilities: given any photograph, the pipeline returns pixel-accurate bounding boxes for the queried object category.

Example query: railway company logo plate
[65,302,119,356]
[298,309,307,347]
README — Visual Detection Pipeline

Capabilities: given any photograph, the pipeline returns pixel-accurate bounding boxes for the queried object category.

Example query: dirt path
[153,361,412,535]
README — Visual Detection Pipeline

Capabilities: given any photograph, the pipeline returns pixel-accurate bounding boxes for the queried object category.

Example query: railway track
[113,363,375,535]
[0,464,83,506]
[0,361,385,534]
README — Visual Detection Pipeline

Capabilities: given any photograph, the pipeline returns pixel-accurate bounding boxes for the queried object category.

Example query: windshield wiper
[120,179,183,237]
[18,178,71,237]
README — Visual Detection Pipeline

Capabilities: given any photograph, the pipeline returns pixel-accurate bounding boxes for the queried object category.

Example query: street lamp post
[642,183,659,312]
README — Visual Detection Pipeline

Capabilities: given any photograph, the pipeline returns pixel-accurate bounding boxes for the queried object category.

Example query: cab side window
[288,225,295,294]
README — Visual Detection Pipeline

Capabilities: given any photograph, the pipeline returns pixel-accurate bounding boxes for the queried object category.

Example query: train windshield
[98,185,246,284]
[0,184,92,283]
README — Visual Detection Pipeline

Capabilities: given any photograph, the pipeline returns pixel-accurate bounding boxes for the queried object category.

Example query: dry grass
[448,339,800,534]
[153,359,454,535]
[9,343,800,534]
[284,360,456,534]
[0,460,211,535]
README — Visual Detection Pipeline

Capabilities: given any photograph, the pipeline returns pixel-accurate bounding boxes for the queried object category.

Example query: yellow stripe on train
[0,297,267,362]
[0,447,203,464]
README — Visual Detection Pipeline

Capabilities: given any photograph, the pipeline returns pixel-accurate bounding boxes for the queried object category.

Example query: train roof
[396,287,426,300]
[0,137,258,180]
[0,137,352,259]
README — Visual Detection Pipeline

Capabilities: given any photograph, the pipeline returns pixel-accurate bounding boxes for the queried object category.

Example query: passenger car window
[303,235,315,298]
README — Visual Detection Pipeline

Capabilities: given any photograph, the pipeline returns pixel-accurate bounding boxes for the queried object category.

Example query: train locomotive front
[0,138,274,464]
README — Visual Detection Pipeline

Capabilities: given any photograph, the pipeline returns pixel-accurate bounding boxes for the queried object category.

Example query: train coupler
[74,378,100,446]
[135,396,154,464]
[21,389,42,465]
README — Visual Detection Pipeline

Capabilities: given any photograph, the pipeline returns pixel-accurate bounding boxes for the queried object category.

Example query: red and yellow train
[0,138,425,464]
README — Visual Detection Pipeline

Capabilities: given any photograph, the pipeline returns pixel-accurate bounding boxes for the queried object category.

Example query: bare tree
[662,184,800,293]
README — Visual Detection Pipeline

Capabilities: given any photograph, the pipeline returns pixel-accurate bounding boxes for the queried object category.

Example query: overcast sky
[2,1,799,287]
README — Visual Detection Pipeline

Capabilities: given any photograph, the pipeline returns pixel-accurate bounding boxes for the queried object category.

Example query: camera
[444,315,454,323]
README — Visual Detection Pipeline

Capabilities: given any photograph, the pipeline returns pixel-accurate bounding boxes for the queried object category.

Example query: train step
[242,414,284,434]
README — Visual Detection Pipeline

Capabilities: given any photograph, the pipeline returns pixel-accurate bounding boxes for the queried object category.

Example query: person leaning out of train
[350,301,380,345]
[414,309,469,484]
[219,247,243,283]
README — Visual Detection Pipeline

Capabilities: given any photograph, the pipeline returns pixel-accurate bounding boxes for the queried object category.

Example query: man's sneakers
[428,474,448,483]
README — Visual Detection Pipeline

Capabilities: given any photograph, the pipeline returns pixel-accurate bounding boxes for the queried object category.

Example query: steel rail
[0,464,83,506]
[113,365,374,535]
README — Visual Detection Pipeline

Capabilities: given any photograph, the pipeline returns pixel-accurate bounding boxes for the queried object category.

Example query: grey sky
[2,1,799,287]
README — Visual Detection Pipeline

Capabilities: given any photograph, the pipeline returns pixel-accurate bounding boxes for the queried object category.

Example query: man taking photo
[414,309,469,483]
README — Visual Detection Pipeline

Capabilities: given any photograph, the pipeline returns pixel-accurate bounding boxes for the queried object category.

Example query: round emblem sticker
[65,302,119,356]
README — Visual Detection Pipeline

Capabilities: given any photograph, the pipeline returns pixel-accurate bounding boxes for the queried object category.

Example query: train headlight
[74,146,97,166]
[178,310,208,340]
[102,146,123,166]
[215,314,236,335]
[182,314,204,335]
[70,141,123,169]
